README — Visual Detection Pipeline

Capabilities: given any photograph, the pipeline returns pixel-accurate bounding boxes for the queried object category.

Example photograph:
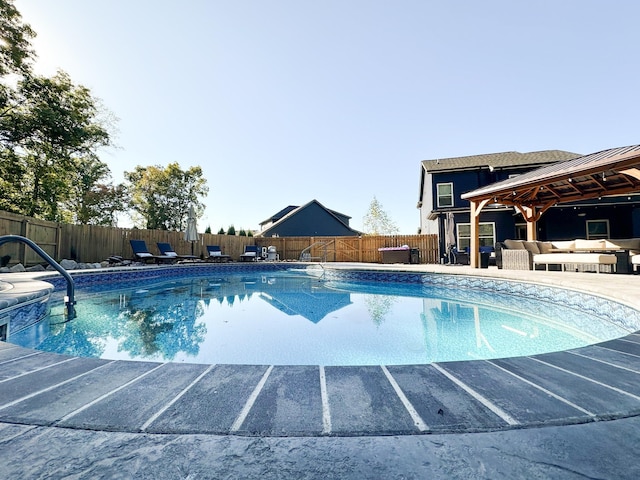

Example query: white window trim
[456,222,496,251]
[586,219,610,239]
[436,182,454,208]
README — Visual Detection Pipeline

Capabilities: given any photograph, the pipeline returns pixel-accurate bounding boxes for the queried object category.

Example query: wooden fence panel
[0,210,439,265]
[0,211,60,265]
[0,211,28,263]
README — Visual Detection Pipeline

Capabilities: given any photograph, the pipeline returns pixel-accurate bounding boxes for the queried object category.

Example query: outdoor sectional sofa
[496,238,640,273]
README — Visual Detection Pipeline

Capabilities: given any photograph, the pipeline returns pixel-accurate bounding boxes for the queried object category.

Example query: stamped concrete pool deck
[1,264,640,478]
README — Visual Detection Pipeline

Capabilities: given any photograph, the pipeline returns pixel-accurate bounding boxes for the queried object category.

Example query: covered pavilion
[461,144,640,267]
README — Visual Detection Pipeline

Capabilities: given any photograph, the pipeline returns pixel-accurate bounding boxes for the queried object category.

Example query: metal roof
[461,144,640,211]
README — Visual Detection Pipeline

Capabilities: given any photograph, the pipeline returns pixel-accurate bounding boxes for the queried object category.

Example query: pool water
[10,270,629,366]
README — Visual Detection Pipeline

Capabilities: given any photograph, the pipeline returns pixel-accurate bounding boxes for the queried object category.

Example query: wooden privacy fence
[0,210,438,265]
[254,235,439,264]
[0,211,61,266]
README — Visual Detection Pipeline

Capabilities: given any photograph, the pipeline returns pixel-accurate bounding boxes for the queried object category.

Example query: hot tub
[378,246,419,264]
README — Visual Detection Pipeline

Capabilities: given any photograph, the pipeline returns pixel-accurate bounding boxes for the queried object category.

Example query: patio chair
[205,245,231,263]
[130,239,174,264]
[156,242,198,260]
[240,245,259,262]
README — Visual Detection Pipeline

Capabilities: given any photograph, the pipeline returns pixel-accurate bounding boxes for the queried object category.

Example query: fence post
[55,224,62,262]
[19,219,29,265]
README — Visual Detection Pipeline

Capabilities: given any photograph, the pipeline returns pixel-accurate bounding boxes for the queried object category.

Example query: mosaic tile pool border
[322,268,640,334]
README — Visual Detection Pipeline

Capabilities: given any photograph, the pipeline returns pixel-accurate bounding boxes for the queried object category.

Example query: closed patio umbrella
[445,212,456,264]
[184,205,199,256]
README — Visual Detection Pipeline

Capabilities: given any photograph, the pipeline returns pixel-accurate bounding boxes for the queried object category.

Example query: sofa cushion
[575,239,605,249]
[534,253,616,265]
[522,241,540,254]
[504,239,525,250]
[551,240,575,250]
[537,241,553,254]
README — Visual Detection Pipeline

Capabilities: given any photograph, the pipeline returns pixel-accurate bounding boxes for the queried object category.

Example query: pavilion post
[470,201,480,268]
[527,218,537,241]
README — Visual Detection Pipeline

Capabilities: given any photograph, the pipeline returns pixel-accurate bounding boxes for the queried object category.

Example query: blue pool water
[9,269,631,366]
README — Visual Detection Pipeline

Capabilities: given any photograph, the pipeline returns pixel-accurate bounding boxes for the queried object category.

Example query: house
[257,199,361,237]
[417,148,640,258]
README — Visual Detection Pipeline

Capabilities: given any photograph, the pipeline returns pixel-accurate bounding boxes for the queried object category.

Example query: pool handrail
[0,235,76,319]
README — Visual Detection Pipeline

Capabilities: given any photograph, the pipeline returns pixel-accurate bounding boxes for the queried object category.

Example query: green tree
[125,162,208,230]
[217,227,225,234]
[1,71,113,221]
[362,196,398,235]
[0,0,35,213]
[62,156,127,225]
[0,0,35,77]
[0,2,119,225]
[226,225,236,236]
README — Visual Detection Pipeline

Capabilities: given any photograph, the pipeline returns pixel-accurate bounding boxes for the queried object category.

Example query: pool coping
[1,263,640,438]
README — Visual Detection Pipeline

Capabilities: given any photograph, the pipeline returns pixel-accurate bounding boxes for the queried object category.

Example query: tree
[0,0,36,77]
[125,163,208,230]
[0,0,35,214]
[62,156,127,225]
[217,227,225,234]
[226,225,236,236]
[362,196,398,235]
[1,71,114,221]
[0,2,119,225]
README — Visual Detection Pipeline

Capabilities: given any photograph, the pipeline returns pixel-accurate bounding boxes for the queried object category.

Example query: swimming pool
[7,264,635,366]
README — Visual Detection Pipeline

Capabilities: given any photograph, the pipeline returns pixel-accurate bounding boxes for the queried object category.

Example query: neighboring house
[417,149,640,256]
[257,199,361,237]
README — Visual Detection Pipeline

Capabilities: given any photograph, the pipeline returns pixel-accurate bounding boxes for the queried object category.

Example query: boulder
[26,264,46,272]
[60,259,78,270]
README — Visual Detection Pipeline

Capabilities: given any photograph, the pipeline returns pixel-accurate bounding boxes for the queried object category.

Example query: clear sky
[14,0,640,234]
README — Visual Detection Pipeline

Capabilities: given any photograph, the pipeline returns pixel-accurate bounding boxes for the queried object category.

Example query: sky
[14,0,640,234]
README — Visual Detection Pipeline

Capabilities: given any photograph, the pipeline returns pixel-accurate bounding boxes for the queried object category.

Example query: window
[514,223,527,240]
[457,222,496,251]
[437,183,454,207]
[586,220,609,239]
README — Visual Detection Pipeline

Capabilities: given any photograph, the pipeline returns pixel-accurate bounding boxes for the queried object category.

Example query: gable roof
[418,149,582,206]
[258,199,361,237]
[259,203,352,227]
[421,149,581,173]
[259,206,299,226]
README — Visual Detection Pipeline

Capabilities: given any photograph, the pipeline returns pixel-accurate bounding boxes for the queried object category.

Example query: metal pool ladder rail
[299,240,335,262]
[0,235,76,319]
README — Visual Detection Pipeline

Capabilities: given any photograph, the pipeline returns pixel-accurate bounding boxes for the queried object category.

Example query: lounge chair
[130,239,174,264]
[156,242,198,260]
[240,245,259,262]
[205,245,231,263]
